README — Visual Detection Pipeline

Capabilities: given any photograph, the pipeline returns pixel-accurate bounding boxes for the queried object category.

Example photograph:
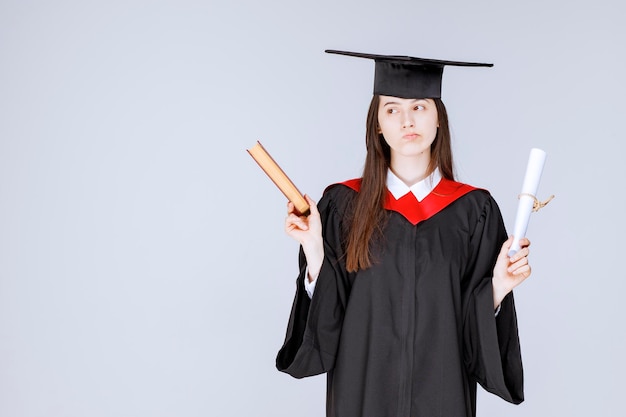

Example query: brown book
[247,141,310,216]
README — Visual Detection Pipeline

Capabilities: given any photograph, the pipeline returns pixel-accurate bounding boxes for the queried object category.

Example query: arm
[462,194,524,404]
[285,195,324,282]
[277,190,349,378]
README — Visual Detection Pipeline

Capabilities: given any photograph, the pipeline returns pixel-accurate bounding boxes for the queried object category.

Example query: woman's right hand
[285,195,324,282]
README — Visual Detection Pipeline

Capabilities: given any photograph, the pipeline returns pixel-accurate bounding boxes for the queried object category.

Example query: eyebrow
[382,99,427,107]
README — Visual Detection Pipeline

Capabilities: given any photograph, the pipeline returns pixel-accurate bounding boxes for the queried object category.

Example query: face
[377,96,439,160]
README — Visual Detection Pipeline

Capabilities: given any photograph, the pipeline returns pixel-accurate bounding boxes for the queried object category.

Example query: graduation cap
[325,50,493,99]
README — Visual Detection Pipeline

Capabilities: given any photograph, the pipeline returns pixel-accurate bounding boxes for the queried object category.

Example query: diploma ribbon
[518,193,555,212]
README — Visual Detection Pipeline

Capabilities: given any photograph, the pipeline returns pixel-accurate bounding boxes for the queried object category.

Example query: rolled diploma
[508,148,547,257]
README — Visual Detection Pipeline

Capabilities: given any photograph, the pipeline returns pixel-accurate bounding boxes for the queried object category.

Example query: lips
[402,133,419,139]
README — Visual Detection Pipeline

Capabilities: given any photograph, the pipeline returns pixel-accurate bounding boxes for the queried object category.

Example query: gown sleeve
[462,193,524,404]
[276,187,351,379]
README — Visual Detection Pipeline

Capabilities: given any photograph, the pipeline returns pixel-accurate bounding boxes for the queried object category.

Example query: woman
[276,50,531,417]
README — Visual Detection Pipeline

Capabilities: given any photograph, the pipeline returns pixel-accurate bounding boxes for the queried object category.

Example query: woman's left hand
[492,236,532,308]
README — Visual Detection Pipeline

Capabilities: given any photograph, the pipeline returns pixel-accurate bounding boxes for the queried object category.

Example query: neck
[390,152,432,186]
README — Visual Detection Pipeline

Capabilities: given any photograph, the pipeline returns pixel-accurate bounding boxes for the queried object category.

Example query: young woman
[276,50,531,417]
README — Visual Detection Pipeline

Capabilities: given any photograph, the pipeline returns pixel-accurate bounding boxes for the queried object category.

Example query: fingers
[509,262,532,279]
[286,196,315,234]
[509,244,529,262]
[285,212,309,232]
[507,252,529,273]
[285,194,322,238]
[498,235,531,277]
[507,243,531,279]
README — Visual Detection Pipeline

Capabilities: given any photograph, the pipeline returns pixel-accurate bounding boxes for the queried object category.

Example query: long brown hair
[344,96,454,272]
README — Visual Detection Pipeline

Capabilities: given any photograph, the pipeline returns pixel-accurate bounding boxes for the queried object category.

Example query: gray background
[1,0,624,416]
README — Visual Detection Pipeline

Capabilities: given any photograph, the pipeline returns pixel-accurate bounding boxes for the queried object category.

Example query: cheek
[377,116,391,135]
[422,114,439,136]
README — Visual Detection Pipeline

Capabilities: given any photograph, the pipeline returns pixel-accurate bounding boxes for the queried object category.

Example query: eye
[386,108,398,114]
[414,105,425,111]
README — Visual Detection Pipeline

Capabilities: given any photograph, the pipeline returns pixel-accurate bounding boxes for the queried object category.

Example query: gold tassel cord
[518,193,555,212]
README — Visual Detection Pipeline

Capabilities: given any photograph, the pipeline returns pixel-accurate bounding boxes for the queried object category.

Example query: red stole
[340,178,477,226]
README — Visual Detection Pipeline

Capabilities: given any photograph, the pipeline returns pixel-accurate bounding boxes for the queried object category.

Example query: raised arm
[285,195,324,283]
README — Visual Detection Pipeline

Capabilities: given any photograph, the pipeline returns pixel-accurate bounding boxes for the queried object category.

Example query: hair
[344,96,454,272]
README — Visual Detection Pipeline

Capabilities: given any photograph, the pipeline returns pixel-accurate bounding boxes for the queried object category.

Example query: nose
[402,113,414,128]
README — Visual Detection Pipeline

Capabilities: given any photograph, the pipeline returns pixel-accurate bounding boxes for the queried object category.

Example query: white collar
[386,167,442,202]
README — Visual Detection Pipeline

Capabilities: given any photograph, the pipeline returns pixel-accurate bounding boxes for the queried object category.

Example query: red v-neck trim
[339,178,478,225]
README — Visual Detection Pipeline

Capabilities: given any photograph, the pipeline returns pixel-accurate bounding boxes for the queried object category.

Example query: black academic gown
[276,178,524,417]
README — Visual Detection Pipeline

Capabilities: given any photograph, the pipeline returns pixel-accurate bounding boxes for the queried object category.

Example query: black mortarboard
[325,50,493,99]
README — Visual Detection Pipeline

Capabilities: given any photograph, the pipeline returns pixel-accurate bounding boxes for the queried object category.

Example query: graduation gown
[276,178,524,417]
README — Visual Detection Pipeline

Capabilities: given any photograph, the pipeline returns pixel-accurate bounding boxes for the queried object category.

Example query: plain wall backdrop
[1,0,624,416]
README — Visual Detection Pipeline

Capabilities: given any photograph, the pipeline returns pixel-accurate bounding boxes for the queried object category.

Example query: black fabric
[325,49,493,99]
[276,183,523,417]
[374,61,443,98]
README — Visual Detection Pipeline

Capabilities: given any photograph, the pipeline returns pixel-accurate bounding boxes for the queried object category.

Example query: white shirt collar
[386,167,442,202]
